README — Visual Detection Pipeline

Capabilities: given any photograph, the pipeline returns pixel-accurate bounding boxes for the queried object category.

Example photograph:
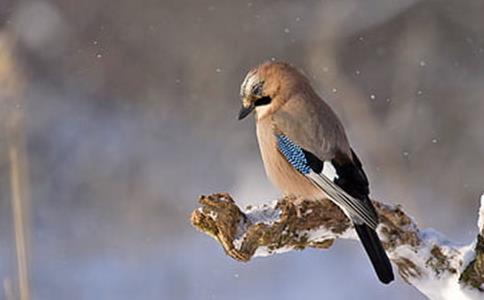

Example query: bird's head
[238,61,309,120]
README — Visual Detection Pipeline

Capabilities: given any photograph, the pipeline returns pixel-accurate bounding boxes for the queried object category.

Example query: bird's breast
[256,117,324,200]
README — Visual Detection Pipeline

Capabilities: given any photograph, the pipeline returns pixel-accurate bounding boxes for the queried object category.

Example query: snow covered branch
[191,193,484,300]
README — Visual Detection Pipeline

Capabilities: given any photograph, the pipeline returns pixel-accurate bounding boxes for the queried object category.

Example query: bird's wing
[275,133,379,229]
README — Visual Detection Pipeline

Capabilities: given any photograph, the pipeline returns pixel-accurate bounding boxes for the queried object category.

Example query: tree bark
[191,193,483,300]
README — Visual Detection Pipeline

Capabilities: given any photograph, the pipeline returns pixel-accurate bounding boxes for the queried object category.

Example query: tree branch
[191,193,484,300]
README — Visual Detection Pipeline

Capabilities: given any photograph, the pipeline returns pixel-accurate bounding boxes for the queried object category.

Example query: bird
[237,61,394,284]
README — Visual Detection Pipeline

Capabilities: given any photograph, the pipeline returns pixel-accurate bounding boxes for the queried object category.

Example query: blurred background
[0,0,483,299]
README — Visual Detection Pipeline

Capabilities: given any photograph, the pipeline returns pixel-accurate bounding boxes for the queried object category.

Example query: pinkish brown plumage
[238,61,394,284]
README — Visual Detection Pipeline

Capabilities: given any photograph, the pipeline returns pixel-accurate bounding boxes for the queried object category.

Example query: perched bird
[238,61,394,284]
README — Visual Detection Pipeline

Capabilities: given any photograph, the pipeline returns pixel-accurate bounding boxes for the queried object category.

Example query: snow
[417,273,480,300]
[254,245,294,257]
[207,210,218,220]
[233,201,280,251]
[478,194,484,232]
[390,225,482,300]
[459,243,476,273]
[232,217,250,250]
[301,226,336,243]
[245,201,280,226]
[227,194,484,299]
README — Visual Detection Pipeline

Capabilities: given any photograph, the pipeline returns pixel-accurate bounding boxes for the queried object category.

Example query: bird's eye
[251,81,264,96]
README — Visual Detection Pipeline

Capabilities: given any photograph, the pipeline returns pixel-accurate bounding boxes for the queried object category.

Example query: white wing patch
[322,161,339,181]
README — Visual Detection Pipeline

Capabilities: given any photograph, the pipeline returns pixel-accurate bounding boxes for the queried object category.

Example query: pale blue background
[1,0,483,299]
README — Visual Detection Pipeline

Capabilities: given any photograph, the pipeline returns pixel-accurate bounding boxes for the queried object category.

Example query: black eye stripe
[254,96,272,107]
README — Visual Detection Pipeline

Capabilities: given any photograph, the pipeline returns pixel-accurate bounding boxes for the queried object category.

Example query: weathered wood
[191,193,484,300]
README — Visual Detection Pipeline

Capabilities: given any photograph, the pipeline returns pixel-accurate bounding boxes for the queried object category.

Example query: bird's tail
[354,224,394,284]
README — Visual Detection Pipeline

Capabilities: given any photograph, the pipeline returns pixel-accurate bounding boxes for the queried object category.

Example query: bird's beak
[238,103,254,120]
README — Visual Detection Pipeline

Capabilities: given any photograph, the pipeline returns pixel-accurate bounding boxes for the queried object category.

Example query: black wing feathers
[301,147,394,284]
[332,149,370,200]
[301,149,323,173]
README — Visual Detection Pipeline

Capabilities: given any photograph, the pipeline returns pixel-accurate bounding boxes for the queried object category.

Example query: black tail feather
[354,224,394,284]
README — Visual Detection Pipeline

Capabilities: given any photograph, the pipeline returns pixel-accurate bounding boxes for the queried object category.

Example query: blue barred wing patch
[276,134,311,174]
